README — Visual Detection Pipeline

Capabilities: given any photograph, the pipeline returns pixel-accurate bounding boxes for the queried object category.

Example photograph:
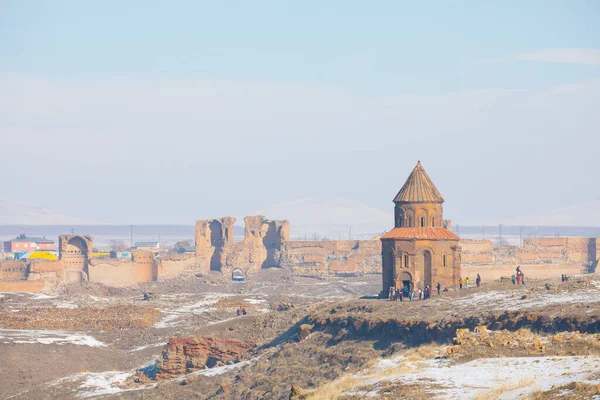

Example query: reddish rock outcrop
[156,336,253,380]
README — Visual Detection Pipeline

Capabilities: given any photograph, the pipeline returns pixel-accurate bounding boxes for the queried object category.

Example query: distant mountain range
[2,198,598,233]
[0,199,99,225]
[492,200,600,227]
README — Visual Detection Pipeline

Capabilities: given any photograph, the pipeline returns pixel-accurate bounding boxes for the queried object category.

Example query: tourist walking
[398,288,403,302]
[459,278,463,289]
[521,274,526,286]
[465,277,470,289]
[436,282,441,295]
[418,288,423,300]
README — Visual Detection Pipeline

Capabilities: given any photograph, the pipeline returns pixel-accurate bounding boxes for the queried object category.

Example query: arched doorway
[395,271,412,292]
[423,250,432,287]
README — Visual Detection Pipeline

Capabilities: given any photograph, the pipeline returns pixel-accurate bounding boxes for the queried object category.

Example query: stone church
[380,161,461,296]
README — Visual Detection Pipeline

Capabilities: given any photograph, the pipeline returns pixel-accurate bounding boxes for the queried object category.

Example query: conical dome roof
[393,161,444,203]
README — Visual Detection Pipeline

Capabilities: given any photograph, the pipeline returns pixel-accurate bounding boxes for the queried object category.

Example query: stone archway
[423,250,432,287]
[395,271,413,292]
[60,235,92,282]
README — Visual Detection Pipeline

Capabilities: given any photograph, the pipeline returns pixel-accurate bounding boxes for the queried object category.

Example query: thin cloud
[477,48,600,66]
[518,48,600,65]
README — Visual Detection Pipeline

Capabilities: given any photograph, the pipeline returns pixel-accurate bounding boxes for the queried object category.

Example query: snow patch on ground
[29,293,57,300]
[348,355,600,399]
[178,357,259,381]
[244,298,266,304]
[75,371,133,398]
[129,342,166,352]
[0,329,106,347]
[441,287,600,312]
[56,302,79,309]
[154,292,235,328]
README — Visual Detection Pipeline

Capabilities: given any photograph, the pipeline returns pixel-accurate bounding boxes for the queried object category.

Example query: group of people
[236,307,248,317]
[511,266,526,285]
[388,282,446,302]
[458,273,481,289]
[561,274,569,282]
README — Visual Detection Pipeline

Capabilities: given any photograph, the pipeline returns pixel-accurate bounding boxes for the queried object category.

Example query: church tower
[380,161,461,297]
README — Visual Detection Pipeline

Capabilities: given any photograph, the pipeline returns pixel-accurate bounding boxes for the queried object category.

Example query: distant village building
[132,241,160,251]
[3,234,55,253]
[380,161,461,296]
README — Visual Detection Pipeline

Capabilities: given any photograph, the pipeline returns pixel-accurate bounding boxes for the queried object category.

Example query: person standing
[436,282,441,295]
[521,274,526,286]
[418,287,423,300]
[465,277,470,289]
[511,274,516,285]
[459,278,463,289]
[476,274,481,287]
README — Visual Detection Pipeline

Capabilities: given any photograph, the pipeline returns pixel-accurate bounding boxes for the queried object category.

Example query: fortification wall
[281,240,381,277]
[0,280,44,292]
[0,261,28,280]
[159,257,199,279]
[460,237,599,279]
[88,251,158,286]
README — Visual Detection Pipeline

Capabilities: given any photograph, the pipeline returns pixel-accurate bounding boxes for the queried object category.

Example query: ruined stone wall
[461,237,599,279]
[280,240,381,277]
[0,261,28,280]
[88,251,158,286]
[59,234,93,283]
[159,257,200,279]
[194,216,290,276]
[0,280,44,292]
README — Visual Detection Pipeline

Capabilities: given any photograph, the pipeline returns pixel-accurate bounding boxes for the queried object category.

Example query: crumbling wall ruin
[193,216,290,277]
[461,237,600,279]
[280,240,381,277]
[59,234,93,283]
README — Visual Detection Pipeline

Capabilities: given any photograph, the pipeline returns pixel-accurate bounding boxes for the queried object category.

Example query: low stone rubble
[447,325,600,359]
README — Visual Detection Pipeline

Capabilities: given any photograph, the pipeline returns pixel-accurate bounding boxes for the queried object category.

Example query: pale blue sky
[0,1,599,229]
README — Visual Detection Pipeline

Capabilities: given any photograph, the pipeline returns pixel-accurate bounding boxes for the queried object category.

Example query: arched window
[443,254,447,267]
[420,216,425,227]
[404,254,409,268]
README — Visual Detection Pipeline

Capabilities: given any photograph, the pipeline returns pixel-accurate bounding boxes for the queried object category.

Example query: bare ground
[0,270,598,400]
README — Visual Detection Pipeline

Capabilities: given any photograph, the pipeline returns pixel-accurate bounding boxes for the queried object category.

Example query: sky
[0,1,599,230]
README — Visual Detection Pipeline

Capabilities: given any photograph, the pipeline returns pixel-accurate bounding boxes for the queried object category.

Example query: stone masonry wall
[280,240,381,277]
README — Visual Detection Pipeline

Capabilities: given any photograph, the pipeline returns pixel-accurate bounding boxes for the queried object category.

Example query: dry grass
[0,305,161,330]
[527,382,600,399]
[474,379,535,400]
[306,343,446,400]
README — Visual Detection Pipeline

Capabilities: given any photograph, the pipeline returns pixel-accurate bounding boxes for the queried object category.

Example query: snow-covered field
[436,285,600,312]
[0,329,105,347]
[345,355,600,399]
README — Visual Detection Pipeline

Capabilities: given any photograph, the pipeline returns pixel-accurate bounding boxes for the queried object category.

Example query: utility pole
[129,225,134,248]
[519,226,526,247]
[498,224,503,248]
